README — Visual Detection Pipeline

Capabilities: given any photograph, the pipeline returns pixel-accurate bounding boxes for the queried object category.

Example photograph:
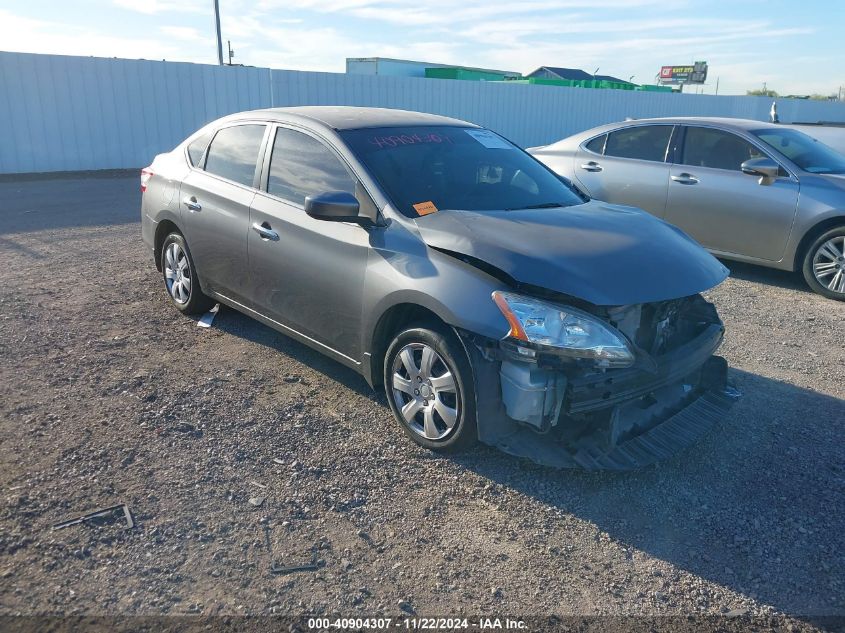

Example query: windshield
[751,128,845,175]
[340,126,585,217]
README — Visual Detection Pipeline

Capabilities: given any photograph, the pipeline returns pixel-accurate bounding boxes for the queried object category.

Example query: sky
[0,0,842,96]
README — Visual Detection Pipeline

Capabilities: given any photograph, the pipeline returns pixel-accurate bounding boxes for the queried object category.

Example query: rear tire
[383,325,477,452]
[160,232,215,314]
[801,226,845,301]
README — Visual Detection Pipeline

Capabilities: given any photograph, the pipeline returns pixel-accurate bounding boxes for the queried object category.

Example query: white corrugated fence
[2,51,844,174]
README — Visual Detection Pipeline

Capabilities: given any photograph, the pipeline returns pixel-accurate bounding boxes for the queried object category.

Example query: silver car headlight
[492,291,635,368]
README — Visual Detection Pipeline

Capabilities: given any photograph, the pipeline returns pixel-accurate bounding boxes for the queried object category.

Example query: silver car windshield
[340,126,585,218]
[751,128,845,175]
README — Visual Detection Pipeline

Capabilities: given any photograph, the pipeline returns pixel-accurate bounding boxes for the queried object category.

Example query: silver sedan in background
[529,118,845,300]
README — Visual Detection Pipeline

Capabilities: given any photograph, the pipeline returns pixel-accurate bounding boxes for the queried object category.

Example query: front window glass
[339,126,584,218]
[751,128,845,175]
[204,124,266,186]
[268,128,356,205]
[681,127,765,171]
[604,125,673,162]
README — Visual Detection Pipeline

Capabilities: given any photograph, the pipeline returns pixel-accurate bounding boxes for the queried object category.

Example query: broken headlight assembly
[492,291,635,368]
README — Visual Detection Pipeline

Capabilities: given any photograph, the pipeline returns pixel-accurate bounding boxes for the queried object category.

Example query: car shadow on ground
[453,368,845,619]
[211,306,377,400]
[722,259,811,294]
[213,308,844,618]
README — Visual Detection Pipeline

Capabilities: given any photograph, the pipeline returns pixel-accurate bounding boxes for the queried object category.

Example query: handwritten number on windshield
[368,133,454,149]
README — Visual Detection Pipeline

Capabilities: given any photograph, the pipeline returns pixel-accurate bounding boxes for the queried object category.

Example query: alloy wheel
[164,242,192,304]
[812,235,845,295]
[390,342,459,441]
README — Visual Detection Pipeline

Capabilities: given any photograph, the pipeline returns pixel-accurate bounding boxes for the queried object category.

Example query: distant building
[527,66,633,85]
[346,57,520,79]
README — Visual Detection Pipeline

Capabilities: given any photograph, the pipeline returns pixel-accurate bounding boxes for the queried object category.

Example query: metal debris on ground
[270,559,320,575]
[53,503,135,530]
[196,303,220,328]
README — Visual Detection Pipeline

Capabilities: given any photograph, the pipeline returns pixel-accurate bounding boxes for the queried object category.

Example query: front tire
[802,226,845,300]
[160,232,214,314]
[383,325,477,451]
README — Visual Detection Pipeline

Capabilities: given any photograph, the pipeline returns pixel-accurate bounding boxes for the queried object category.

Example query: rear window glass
[204,124,266,186]
[187,130,214,167]
[584,134,606,154]
[605,126,672,162]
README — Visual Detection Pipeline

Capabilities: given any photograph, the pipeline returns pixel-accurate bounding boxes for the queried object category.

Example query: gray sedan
[529,117,845,300]
[141,106,736,470]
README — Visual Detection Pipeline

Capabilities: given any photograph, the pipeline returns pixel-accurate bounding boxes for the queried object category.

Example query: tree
[747,88,779,97]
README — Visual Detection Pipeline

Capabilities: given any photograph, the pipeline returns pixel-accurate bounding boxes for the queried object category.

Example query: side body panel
[573,146,670,219]
[248,191,370,362]
[180,169,255,302]
[664,165,800,260]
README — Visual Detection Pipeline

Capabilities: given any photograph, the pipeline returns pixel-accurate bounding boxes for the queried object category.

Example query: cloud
[0,9,210,62]
[0,1,838,96]
[112,0,206,14]
[159,26,204,41]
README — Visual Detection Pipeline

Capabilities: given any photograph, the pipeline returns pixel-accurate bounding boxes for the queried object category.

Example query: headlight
[492,291,634,367]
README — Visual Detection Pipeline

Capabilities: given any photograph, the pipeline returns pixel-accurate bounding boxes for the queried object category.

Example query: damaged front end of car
[460,291,740,470]
[414,203,740,469]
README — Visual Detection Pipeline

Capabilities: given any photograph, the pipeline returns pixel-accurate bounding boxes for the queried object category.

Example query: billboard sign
[659,61,708,85]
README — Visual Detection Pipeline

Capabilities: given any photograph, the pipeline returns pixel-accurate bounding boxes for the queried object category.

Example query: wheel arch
[153,218,182,271]
[367,302,459,388]
[794,214,845,270]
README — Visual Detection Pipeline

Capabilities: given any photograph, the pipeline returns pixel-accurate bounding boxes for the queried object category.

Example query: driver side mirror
[304,191,370,225]
[741,157,780,186]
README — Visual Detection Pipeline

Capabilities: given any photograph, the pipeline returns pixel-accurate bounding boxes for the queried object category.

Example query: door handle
[671,173,699,185]
[252,222,279,241]
[580,161,603,172]
[182,196,202,211]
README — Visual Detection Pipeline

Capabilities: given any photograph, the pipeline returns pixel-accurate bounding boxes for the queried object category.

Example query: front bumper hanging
[462,322,740,471]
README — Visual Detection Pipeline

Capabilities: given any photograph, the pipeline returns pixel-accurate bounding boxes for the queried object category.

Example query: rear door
[574,124,675,218]
[248,125,373,362]
[180,123,268,301]
[664,125,800,260]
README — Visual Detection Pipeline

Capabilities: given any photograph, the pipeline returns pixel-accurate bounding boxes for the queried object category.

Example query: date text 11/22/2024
[307,617,527,630]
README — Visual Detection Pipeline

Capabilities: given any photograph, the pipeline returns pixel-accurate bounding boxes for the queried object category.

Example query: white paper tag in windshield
[464,129,512,149]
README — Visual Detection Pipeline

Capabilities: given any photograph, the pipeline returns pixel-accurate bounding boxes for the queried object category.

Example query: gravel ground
[0,175,843,626]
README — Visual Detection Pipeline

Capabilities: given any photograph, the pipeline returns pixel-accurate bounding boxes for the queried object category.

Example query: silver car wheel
[164,242,192,304]
[391,342,459,441]
[812,236,845,295]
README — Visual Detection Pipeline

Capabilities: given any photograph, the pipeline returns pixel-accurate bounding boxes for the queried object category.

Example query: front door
[180,123,267,301]
[574,124,675,218]
[664,126,800,261]
[248,126,372,362]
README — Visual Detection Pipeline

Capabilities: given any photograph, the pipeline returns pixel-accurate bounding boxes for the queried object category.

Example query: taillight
[140,168,153,193]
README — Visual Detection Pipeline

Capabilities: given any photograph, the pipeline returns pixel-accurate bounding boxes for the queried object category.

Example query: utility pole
[227,40,234,65]
[213,0,224,65]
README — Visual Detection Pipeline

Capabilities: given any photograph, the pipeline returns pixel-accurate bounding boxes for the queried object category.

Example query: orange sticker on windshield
[413,201,438,216]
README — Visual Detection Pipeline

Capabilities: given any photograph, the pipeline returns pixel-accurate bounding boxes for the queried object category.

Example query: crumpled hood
[415,201,729,306]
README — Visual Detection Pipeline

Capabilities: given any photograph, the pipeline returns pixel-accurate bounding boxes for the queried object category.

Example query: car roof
[579,117,780,137]
[230,106,476,131]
